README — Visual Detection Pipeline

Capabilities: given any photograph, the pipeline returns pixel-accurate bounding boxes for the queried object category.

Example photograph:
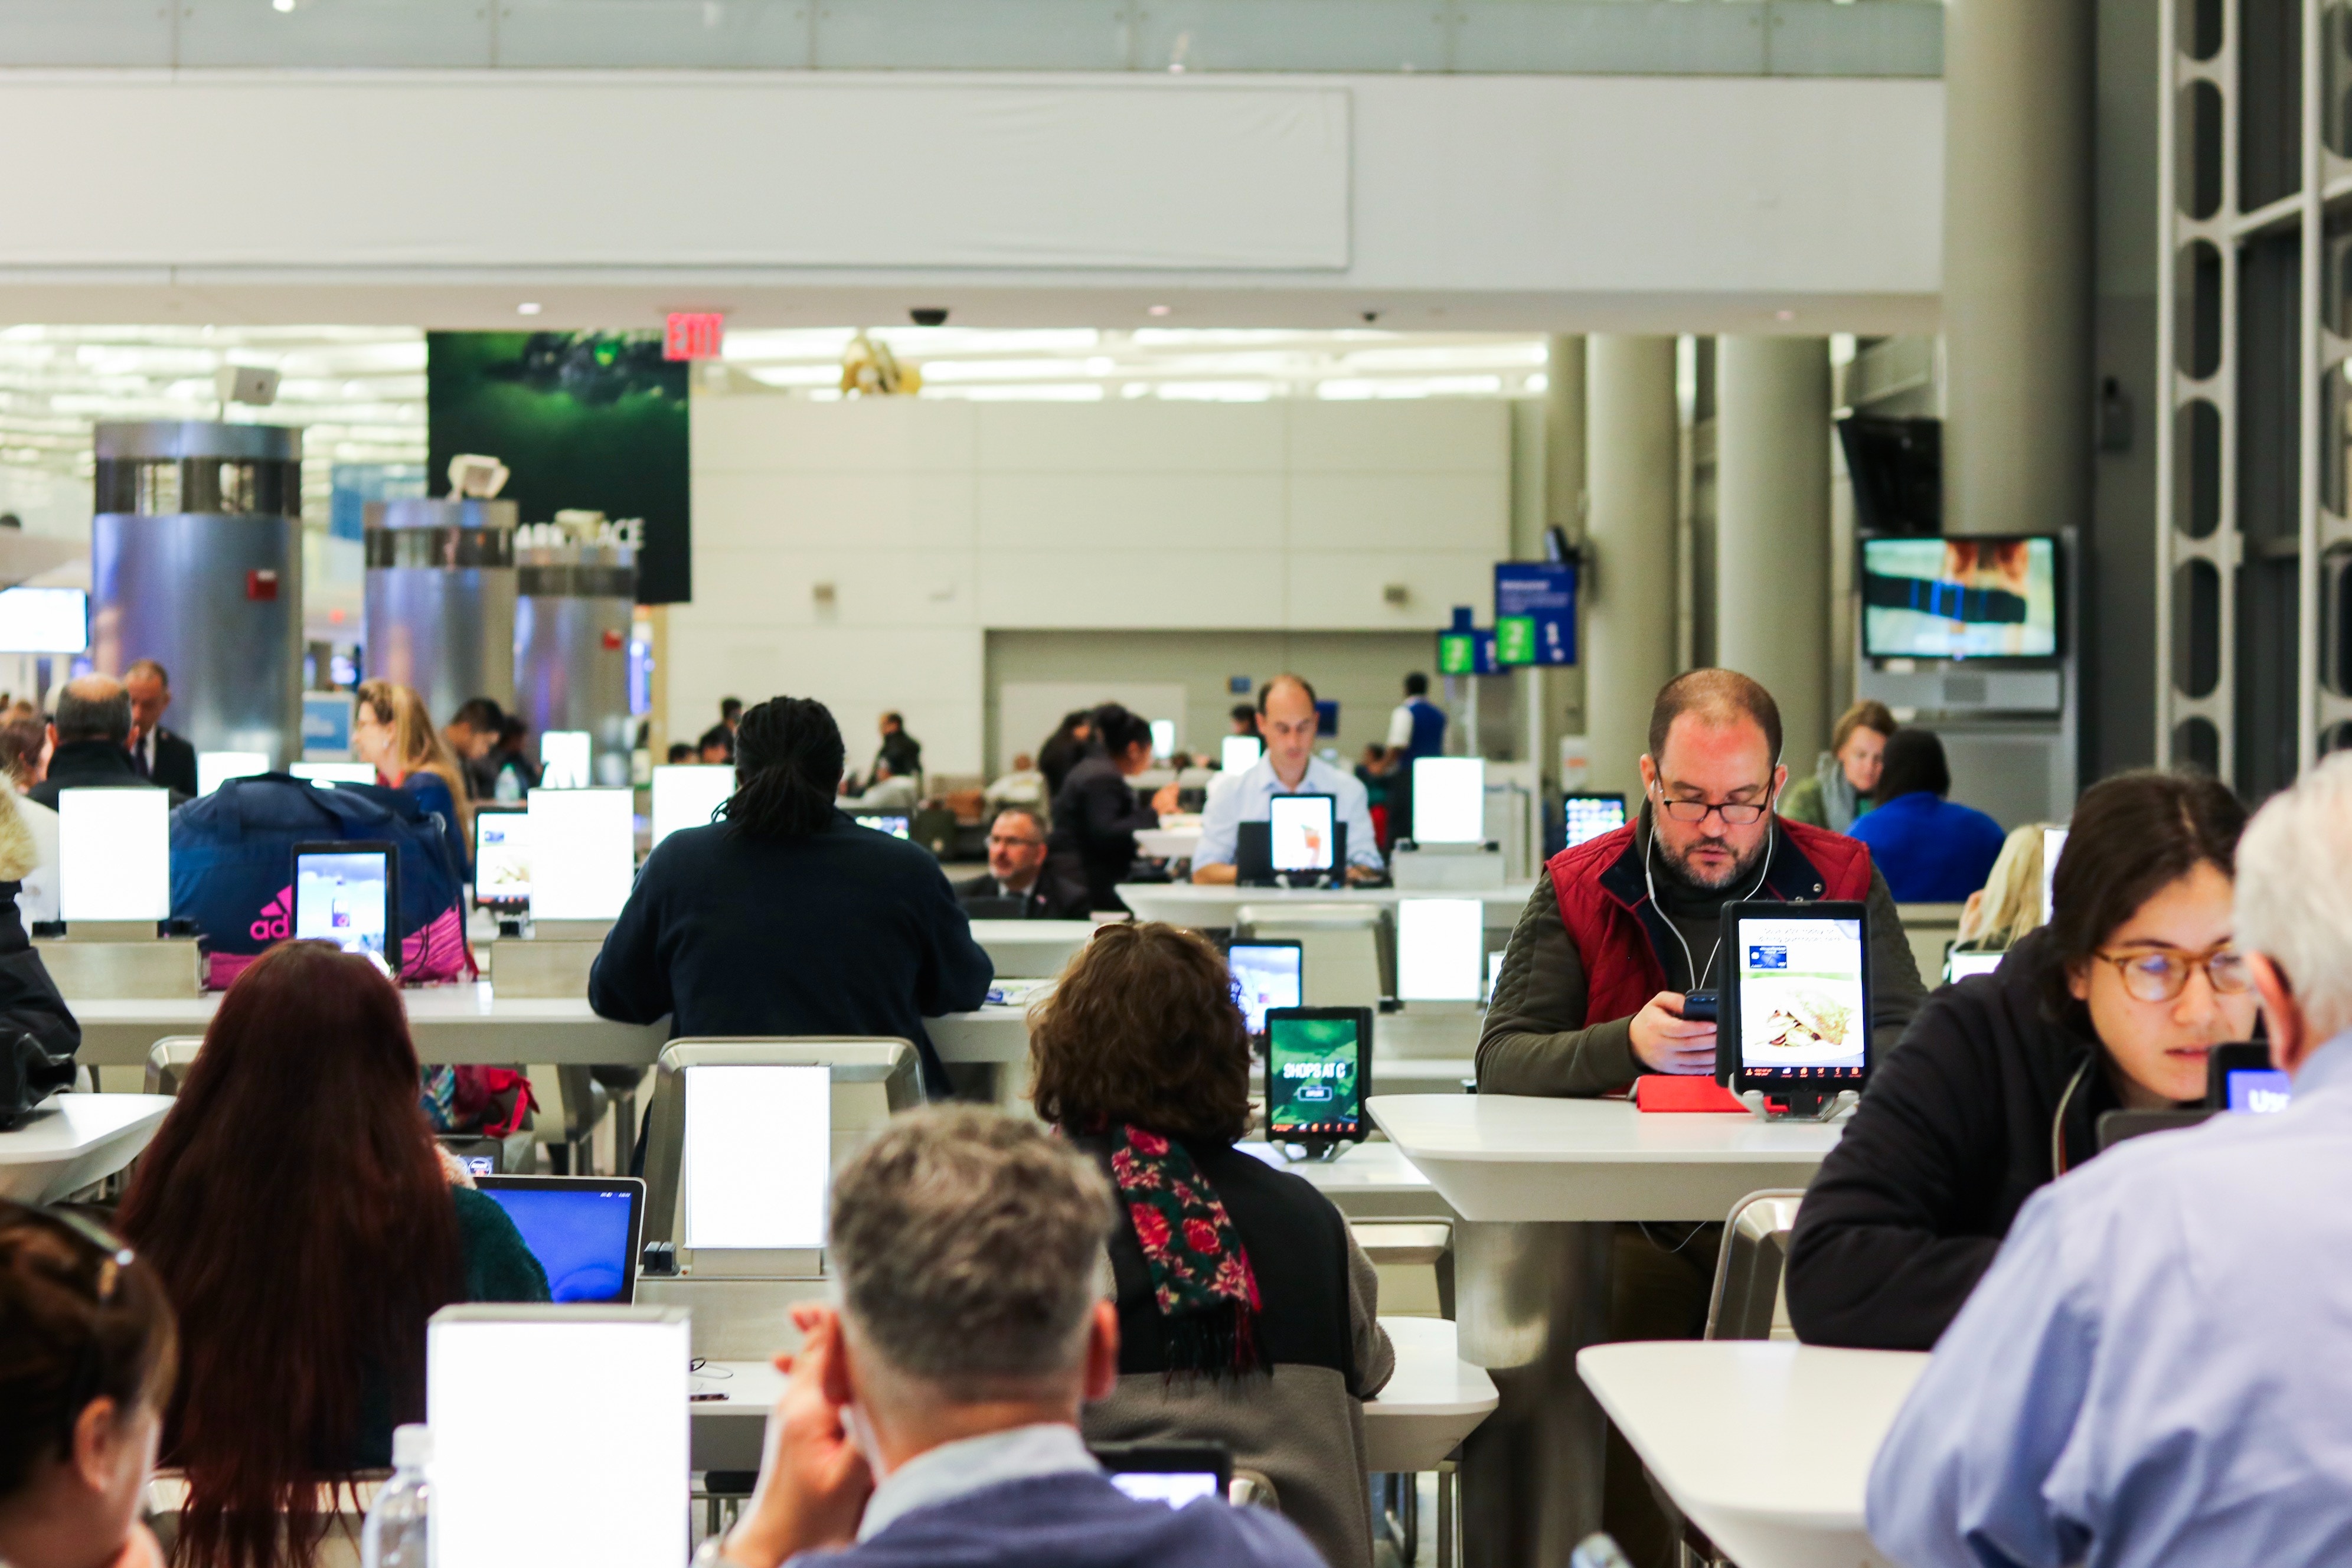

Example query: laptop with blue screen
[473,1175,646,1304]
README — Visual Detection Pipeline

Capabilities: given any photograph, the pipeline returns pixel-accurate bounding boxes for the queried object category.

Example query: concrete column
[1716,336,1832,769]
[1530,335,1587,783]
[1582,335,1680,798]
[1943,0,2092,536]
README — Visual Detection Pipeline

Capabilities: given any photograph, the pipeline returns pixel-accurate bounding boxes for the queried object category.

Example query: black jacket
[952,869,1086,920]
[1785,927,2129,1350]
[31,739,184,810]
[589,810,992,1096]
[1038,731,1098,802]
[1047,754,1158,914]
[0,883,81,1126]
[135,727,200,798]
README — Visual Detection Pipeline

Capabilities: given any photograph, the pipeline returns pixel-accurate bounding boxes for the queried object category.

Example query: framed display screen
[1860,536,2059,659]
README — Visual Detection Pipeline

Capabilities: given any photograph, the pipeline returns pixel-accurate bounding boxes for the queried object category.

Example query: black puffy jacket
[0,882,81,1127]
[1785,926,2131,1350]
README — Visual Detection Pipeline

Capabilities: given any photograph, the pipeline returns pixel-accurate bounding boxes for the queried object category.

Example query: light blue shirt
[1867,1033,2352,1568]
[856,1423,1099,1542]
[1192,754,1385,873]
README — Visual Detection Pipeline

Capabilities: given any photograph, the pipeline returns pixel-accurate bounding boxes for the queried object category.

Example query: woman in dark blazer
[1045,704,1177,915]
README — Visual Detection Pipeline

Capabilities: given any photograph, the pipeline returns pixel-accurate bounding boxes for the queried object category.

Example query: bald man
[1191,674,1384,885]
[31,674,182,809]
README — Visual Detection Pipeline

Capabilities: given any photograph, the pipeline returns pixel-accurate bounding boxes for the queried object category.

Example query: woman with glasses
[1786,769,2255,1350]
[0,1201,177,1568]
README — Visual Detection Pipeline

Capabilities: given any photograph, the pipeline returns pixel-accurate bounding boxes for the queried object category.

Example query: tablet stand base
[1276,1139,1347,1162]
[1739,1088,1858,1122]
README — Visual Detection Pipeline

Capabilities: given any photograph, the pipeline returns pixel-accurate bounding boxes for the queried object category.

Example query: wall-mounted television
[1861,536,2059,661]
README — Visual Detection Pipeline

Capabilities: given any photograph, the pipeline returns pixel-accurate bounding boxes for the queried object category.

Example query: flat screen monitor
[427,1307,688,1568]
[58,788,169,923]
[526,788,634,921]
[1268,794,1336,873]
[1396,897,1484,1002]
[1264,1007,1371,1144]
[1562,792,1628,848]
[0,587,86,654]
[289,760,377,787]
[2207,1043,2291,1114]
[1221,734,1263,773]
[2042,826,2067,919]
[1412,757,1485,844]
[196,751,269,797]
[473,806,530,910]
[1093,1444,1231,1509]
[682,1063,830,1251]
[855,814,910,840]
[1226,940,1302,1035]
[1718,903,1871,1093]
[539,730,593,790]
[2227,1067,2293,1113]
[651,764,733,850]
[1860,536,2059,659]
[474,1177,645,1304]
[1944,948,2005,984]
[1150,718,1177,759]
[292,842,398,967]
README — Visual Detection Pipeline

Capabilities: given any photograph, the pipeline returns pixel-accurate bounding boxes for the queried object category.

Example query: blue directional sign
[1494,562,1578,667]
[1437,606,1501,677]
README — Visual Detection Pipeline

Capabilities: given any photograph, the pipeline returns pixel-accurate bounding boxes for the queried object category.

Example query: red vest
[1546,818,1874,1028]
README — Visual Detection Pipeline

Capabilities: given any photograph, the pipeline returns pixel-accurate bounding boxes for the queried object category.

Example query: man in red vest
[1478,667,1926,1562]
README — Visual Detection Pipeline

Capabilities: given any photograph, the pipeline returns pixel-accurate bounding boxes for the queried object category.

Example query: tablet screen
[1411,757,1485,844]
[476,1179,642,1304]
[1396,897,1484,1002]
[58,788,170,923]
[1562,792,1627,848]
[855,814,911,840]
[1733,914,1866,1082]
[294,848,391,960]
[1226,942,1301,1034]
[1266,1012,1364,1139]
[1944,949,2004,983]
[651,764,733,849]
[474,809,530,907]
[2226,1068,2292,1113]
[1268,795,1335,872]
[1110,1472,1223,1507]
[1221,735,1262,773]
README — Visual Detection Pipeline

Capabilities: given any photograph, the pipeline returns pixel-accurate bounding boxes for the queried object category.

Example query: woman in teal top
[117,942,547,1568]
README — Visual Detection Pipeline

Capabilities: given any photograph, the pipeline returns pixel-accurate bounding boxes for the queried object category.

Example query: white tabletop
[1367,1094,1844,1223]
[1133,827,1202,860]
[1116,882,1536,930]
[0,1093,174,1202]
[68,986,669,1069]
[688,1315,1492,1476]
[1236,1138,1447,1220]
[1576,1341,1926,1568]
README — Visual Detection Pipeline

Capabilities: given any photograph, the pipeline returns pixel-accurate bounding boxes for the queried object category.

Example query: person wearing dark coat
[0,789,79,1123]
[590,696,992,1099]
[1046,705,1178,916]
[1037,710,1097,802]
[126,659,200,798]
[953,805,1086,919]
[1788,770,2256,1351]
[30,675,184,810]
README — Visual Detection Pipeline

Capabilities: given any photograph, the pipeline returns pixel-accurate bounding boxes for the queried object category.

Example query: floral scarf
[1107,1125,1265,1378]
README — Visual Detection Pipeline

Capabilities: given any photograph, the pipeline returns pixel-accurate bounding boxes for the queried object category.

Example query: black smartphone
[1680,989,1718,1023]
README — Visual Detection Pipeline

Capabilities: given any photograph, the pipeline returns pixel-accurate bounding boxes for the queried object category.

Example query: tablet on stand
[1714,900,1871,1121]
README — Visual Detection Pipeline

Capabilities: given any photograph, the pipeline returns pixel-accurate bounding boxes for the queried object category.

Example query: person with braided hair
[589,695,991,1098]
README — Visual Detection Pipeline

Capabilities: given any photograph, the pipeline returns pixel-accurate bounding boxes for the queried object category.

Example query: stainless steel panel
[365,567,518,720]
[93,422,299,463]
[515,591,633,786]
[90,510,302,767]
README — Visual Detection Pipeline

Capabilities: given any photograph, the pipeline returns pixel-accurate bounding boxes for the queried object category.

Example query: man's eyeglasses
[1651,782,1774,828]
[2094,943,2253,1004]
[987,834,1044,850]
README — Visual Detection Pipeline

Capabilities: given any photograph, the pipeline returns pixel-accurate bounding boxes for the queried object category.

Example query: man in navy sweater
[701,1108,1323,1568]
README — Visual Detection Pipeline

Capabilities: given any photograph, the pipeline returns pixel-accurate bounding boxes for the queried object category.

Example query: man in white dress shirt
[1191,674,1384,885]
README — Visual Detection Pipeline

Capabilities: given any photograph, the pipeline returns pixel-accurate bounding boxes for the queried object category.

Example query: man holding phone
[1475,669,1926,1562]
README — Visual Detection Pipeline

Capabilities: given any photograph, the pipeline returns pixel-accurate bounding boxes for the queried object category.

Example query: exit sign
[664,312,725,361]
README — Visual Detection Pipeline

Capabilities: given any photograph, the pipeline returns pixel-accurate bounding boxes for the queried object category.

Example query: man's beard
[1658,830,1769,893]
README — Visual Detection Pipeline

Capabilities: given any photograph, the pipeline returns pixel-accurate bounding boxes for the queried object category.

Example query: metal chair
[1703,1189,1807,1342]
[142,1037,205,1097]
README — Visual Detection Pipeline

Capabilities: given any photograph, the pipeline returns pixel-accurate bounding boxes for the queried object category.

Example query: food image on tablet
[1736,916,1866,1078]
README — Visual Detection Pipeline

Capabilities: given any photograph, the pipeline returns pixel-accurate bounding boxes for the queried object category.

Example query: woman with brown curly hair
[1029,921,1393,1568]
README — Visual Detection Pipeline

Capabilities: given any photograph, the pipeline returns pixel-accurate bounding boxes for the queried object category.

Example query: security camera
[909,308,950,326]
[1361,309,1381,324]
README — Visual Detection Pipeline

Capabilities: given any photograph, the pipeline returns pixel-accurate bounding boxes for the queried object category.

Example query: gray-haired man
[707,1107,1322,1568]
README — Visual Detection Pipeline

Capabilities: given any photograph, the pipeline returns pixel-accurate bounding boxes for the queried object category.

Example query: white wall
[678,392,1511,775]
[0,71,1941,332]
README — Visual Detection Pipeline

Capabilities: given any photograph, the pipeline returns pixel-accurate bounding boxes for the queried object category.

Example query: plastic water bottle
[362,1425,432,1568]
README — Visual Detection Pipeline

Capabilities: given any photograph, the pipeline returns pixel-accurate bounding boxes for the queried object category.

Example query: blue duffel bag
[169,775,471,989]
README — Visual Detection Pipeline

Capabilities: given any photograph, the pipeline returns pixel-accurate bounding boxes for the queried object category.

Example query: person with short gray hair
[31,675,174,810]
[1868,752,2352,1566]
[704,1107,1322,1568]
[953,806,1083,919]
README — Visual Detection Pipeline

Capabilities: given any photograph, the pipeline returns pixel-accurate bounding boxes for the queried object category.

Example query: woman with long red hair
[115,942,546,1568]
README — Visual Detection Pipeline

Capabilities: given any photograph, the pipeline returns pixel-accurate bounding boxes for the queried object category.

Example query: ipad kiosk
[1714,901,1872,1121]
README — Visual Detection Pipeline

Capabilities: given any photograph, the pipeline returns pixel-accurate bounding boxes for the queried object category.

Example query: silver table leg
[1453,1220,1614,1568]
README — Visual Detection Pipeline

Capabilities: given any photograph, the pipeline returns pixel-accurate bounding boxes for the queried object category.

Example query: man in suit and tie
[125,659,200,798]
[954,806,1084,919]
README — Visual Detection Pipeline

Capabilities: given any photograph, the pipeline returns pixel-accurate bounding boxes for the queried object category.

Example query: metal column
[514,540,636,788]
[364,498,518,724]
[1580,337,1681,799]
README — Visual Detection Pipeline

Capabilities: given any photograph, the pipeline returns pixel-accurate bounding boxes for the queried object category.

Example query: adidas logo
[249,886,292,943]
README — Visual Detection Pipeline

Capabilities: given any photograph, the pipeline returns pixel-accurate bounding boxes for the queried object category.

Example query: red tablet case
[1634,1074,1749,1113]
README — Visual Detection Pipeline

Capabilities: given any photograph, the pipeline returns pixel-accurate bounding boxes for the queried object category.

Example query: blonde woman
[1955,822,2051,950]
[1782,699,1897,833]
[352,680,471,880]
